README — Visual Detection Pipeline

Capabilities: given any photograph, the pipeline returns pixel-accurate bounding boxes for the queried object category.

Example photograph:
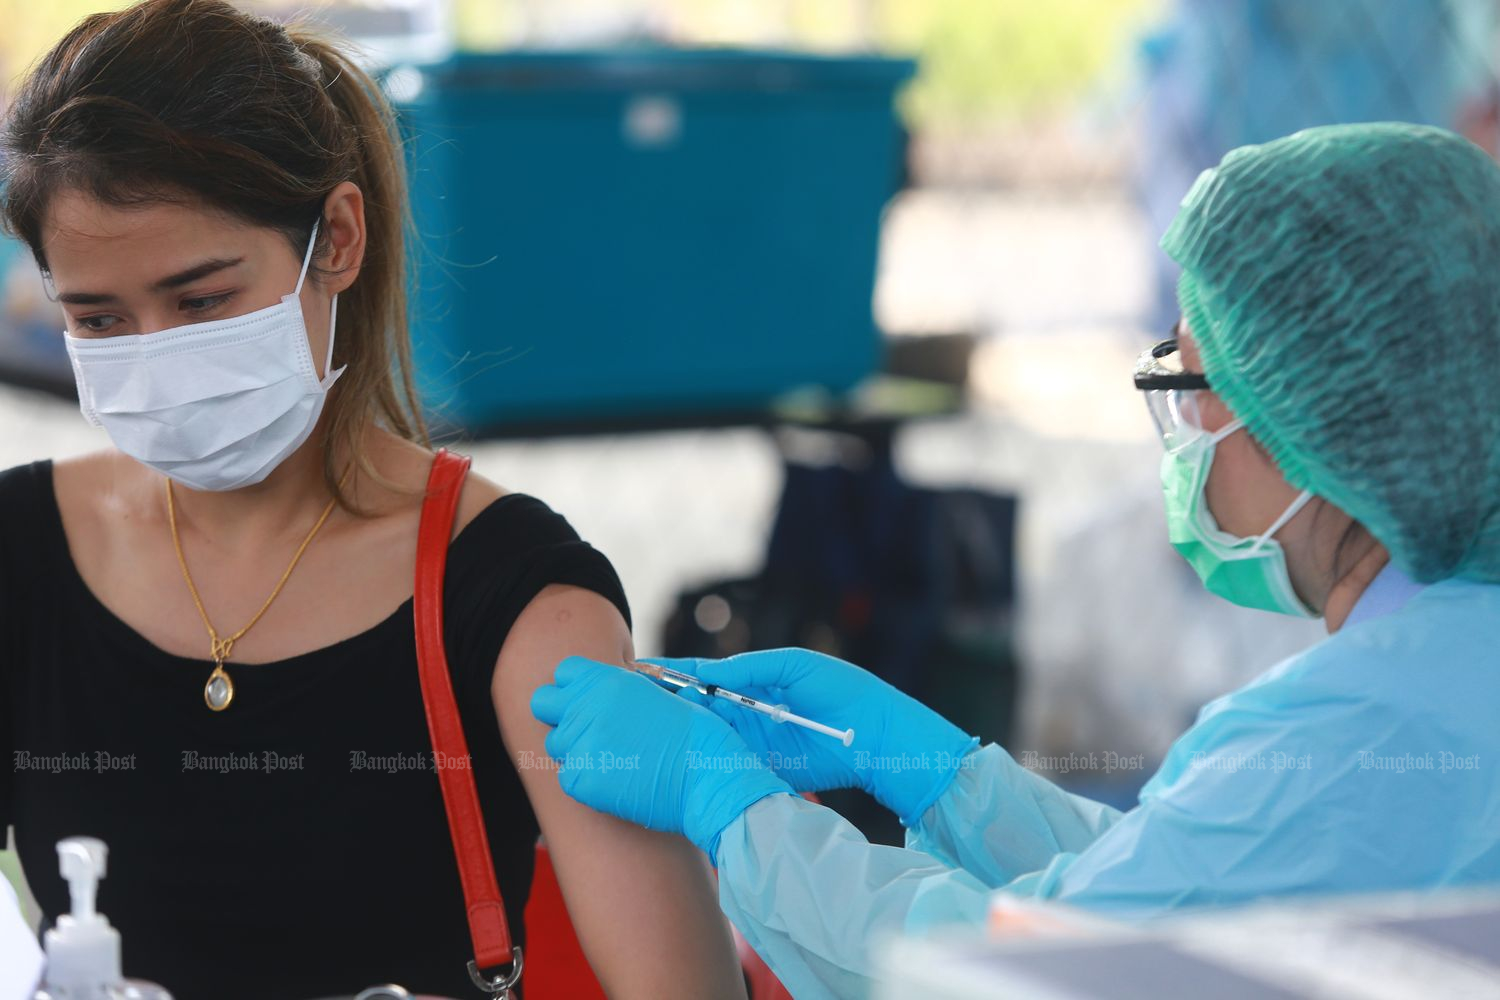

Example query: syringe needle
[632,661,855,745]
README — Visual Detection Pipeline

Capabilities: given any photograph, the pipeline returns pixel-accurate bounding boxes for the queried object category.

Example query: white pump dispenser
[33,837,172,1000]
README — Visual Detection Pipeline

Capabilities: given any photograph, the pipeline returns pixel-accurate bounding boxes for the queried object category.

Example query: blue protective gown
[715,570,1500,998]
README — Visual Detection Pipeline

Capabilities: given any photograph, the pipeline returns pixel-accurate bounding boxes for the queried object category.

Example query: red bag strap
[415,448,523,998]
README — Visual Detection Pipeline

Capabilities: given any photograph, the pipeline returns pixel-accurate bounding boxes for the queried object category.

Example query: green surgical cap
[1162,122,1500,585]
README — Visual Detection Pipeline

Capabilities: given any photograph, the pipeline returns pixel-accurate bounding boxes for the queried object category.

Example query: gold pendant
[205,664,234,711]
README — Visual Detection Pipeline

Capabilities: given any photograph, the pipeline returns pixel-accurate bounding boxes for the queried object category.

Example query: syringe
[633,661,855,747]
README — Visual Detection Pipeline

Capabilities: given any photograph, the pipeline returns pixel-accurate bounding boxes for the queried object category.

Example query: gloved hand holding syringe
[631,660,855,746]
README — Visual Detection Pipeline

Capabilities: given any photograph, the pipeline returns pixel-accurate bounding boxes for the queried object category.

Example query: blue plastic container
[391,49,915,430]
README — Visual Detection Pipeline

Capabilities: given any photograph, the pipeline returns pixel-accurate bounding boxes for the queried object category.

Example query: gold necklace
[166,469,349,711]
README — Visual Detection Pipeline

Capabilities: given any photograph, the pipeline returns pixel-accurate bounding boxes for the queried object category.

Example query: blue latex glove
[530,656,793,858]
[646,649,979,827]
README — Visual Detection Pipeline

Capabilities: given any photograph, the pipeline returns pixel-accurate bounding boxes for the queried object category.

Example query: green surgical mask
[1162,418,1318,617]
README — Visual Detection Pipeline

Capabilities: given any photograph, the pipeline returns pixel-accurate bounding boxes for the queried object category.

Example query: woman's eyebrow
[56,256,246,305]
[152,256,244,290]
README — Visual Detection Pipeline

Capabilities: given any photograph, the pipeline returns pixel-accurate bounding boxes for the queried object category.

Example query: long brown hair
[0,0,428,514]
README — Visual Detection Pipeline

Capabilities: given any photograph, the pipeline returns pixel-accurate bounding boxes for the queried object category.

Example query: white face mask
[63,222,345,492]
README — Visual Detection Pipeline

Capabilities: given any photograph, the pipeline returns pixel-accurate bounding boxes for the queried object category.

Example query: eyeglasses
[1135,335,1210,448]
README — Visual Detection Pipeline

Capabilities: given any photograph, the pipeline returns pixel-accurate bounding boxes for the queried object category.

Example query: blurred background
[2,0,1498,865]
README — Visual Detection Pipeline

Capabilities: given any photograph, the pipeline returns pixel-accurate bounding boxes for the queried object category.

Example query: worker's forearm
[716,794,992,1000]
[904,743,1125,888]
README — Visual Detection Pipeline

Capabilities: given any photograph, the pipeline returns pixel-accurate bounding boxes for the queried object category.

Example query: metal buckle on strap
[468,947,524,1000]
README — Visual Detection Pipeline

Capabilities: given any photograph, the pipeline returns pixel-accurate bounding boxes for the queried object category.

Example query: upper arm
[492,584,747,1000]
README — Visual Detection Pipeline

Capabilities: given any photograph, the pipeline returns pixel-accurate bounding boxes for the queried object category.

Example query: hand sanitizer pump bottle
[32,837,173,1000]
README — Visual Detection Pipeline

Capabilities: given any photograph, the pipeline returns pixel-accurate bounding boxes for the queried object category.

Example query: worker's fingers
[555,654,611,687]
[530,683,570,727]
[696,648,813,692]
[673,684,713,708]
[543,722,570,762]
[533,657,621,726]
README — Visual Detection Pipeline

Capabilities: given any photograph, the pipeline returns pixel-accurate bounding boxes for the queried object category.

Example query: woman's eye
[183,292,234,313]
[78,315,119,333]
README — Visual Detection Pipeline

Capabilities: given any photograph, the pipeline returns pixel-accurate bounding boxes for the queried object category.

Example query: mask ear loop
[323,293,339,383]
[1208,419,1316,553]
[1248,489,1315,554]
[295,219,342,384]
[1208,417,1245,446]
[294,219,320,296]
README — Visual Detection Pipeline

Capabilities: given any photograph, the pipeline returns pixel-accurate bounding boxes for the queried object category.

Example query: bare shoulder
[364,432,510,538]
[52,448,143,491]
[454,463,508,537]
[51,449,156,525]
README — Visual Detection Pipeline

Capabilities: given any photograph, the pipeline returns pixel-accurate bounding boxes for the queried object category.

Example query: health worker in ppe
[531,121,1500,999]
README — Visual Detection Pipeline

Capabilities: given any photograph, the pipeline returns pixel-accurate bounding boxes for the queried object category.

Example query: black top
[0,459,630,1000]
